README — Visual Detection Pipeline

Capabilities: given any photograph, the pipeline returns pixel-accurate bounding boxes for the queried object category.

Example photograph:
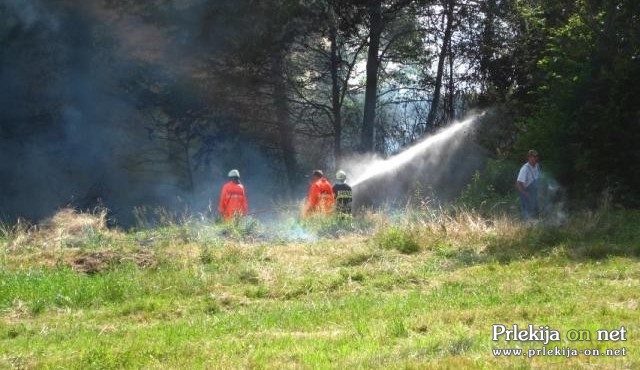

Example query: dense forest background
[1,0,638,225]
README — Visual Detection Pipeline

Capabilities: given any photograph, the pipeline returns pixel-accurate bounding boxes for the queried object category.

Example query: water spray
[350,113,483,188]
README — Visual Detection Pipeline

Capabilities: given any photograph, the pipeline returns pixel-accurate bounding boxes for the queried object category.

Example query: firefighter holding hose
[333,170,353,216]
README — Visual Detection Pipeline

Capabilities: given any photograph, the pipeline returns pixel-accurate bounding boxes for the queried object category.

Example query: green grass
[373,225,421,254]
[1,209,639,369]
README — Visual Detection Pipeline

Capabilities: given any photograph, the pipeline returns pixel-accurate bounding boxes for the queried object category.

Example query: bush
[374,225,420,254]
[457,159,519,215]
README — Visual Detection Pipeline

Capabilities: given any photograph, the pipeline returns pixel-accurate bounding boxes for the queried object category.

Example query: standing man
[304,170,335,217]
[333,170,353,216]
[216,169,248,221]
[516,150,540,221]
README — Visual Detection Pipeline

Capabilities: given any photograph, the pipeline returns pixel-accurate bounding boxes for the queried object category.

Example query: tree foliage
[1,0,638,223]
[512,0,640,206]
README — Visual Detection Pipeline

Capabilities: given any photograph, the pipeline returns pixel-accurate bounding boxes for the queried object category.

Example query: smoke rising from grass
[0,2,501,228]
[0,1,283,226]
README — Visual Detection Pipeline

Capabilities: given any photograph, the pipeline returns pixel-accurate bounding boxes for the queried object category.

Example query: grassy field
[1,208,639,369]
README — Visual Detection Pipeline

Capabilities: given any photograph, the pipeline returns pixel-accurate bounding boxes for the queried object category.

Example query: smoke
[2,0,59,30]
[0,1,285,226]
[0,1,498,228]
[340,113,488,209]
[535,171,568,225]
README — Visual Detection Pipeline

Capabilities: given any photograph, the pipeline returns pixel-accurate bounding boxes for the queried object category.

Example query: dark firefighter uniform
[333,182,353,215]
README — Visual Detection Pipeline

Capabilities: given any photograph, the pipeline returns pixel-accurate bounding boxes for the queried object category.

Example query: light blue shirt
[517,163,539,188]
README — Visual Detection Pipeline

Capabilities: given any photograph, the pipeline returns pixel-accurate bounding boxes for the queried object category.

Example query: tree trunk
[426,0,454,129]
[446,30,455,122]
[329,5,342,165]
[271,51,297,196]
[479,0,496,92]
[360,0,383,152]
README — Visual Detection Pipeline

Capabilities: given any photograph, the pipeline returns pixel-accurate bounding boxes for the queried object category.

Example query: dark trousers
[519,182,538,221]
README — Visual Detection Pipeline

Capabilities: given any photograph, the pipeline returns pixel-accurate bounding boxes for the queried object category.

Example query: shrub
[374,225,421,254]
[457,159,519,215]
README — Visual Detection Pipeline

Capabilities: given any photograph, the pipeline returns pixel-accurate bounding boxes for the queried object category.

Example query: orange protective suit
[217,181,248,220]
[305,177,335,216]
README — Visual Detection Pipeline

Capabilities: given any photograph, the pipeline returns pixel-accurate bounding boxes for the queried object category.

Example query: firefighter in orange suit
[304,170,335,217]
[216,169,248,221]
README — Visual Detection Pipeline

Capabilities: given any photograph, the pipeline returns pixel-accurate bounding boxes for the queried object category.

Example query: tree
[198,0,323,193]
[285,0,367,166]
[360,0,384,152]
[425,0,455,128]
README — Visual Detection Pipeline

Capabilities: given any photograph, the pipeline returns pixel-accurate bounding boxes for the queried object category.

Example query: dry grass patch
[67,249,156,274]
[2,299,33,322]
[3,208,123,254]
[1,209,156,272]
[160,242,202,268]
[43,208,108,236]
[246,329,346,339]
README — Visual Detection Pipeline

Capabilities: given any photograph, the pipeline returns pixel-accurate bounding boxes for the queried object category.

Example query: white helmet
[228,169,240,178]
[336,170,347,181]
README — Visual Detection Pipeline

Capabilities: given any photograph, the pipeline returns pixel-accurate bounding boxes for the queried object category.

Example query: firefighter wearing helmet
[333,170,353,216]
[304,170,335,217]
[216,169,248,221]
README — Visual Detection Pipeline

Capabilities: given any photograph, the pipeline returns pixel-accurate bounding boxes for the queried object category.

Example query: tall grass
[1,207,639,368]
